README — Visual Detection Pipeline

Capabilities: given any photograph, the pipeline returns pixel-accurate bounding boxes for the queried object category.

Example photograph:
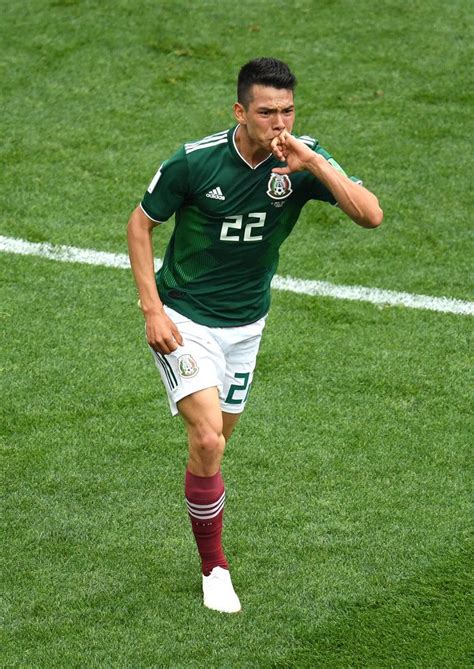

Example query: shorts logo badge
[178,354,199,378]
[267,173,292,200]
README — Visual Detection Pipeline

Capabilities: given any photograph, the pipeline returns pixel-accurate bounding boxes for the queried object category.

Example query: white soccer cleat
[202,566,241,613]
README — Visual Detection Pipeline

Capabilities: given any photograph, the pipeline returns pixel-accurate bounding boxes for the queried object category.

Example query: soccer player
[127,57,383,613]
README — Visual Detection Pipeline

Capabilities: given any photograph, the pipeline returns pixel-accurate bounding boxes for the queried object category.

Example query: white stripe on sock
[187,498,226,520]
[186,491,225,512]
[186,492,225,519]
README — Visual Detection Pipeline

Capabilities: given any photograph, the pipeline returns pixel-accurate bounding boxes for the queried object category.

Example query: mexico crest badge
[267,173,292,200]
[178,354,199,378]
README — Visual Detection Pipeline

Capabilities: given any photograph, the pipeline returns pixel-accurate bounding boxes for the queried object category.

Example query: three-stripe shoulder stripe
[299,135,316,147]
[185,137,228,154]
[185,130,228,150]
[185,130,229,154]
[154,351,178,390]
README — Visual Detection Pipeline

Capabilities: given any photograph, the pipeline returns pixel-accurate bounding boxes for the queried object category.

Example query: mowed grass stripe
[1,234,473,316]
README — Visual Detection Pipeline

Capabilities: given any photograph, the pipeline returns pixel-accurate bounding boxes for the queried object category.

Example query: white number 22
[220,212,266,242]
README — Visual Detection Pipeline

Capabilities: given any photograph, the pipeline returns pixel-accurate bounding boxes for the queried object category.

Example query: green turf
[1,0,473,666]
[2,256,472,667]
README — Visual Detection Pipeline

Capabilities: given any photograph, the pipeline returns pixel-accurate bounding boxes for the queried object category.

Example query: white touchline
[1,235,473,316]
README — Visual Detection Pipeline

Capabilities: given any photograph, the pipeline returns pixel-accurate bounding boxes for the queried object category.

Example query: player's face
[234,85,295,152]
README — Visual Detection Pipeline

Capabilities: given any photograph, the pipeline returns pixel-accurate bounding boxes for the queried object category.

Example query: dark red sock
[185,469,228,576]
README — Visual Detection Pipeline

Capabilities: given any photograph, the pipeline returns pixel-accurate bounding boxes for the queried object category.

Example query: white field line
[1,235,473,316]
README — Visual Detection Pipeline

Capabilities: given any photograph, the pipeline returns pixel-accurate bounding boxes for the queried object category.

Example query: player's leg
[183,317,265,611]
[179,389,226,578]
[148,310,240,610]
[148,309,264,613]
[179,387,225,476]
[179,388,241,613]
[222,411,241,442]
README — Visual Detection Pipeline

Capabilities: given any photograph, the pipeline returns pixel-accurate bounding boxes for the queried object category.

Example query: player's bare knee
[192,428,225,457]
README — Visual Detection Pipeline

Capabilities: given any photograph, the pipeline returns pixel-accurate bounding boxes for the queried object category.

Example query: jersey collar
[228,125,275,170]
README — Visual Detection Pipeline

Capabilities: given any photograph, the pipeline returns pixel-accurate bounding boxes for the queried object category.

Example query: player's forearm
[307,154,383,228]
[127,213,164,316]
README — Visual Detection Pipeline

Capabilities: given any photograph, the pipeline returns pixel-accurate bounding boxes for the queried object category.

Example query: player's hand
[145,309,183,355]
[270,130,316,175]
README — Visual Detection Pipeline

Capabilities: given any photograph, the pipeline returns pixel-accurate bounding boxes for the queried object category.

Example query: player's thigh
[178,387,224,439]
[179,390,241,443]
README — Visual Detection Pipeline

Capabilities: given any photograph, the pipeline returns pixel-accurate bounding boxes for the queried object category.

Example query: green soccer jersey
[141,125,356,327]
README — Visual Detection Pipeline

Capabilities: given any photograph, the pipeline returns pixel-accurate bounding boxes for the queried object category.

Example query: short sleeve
[141,146,189,222]
[299,138,362,205]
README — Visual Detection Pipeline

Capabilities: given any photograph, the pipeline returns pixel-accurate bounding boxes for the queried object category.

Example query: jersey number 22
[220,213,266,242]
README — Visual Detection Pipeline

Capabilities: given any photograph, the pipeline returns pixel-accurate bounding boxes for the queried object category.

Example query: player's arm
[127,206,183,354]
[271,131,383,228]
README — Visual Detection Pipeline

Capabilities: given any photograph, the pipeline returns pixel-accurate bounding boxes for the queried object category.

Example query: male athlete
[127,58,383,613]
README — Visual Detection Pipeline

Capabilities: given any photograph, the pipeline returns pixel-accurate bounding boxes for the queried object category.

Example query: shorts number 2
[225,372,251,404]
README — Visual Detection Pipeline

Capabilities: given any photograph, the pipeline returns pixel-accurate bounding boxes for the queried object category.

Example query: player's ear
[233,102,246,124]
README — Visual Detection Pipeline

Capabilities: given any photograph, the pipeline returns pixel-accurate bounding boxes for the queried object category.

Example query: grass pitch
[1,1,473,667]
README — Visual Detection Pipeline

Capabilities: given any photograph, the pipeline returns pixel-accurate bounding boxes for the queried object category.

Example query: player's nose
[273,112,285,131]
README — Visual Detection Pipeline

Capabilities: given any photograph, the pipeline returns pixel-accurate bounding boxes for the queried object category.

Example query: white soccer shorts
[149,306,267,416]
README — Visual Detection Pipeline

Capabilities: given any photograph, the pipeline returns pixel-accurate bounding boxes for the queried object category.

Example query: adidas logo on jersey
[206,186,225,200]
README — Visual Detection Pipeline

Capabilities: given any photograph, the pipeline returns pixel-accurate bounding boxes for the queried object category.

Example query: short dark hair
[237,57,297,109]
